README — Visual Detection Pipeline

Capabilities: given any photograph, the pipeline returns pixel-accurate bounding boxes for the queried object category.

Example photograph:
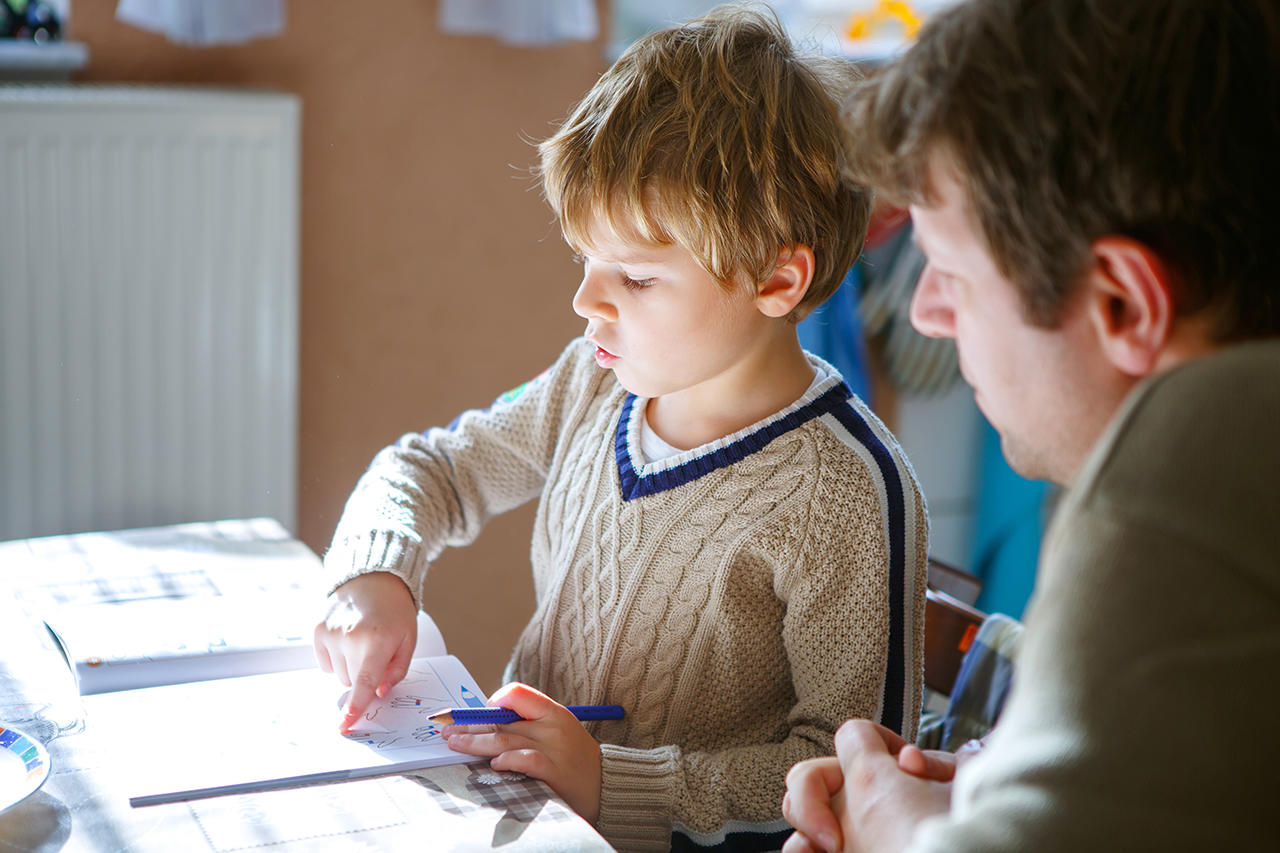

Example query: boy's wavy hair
[537,4,870,321]
[844,0,1280,340]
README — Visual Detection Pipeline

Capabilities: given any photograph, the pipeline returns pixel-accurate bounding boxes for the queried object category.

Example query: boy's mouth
[593,345,619,367]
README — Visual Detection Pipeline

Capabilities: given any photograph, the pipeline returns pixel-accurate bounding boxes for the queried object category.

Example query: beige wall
[71,1,603,691]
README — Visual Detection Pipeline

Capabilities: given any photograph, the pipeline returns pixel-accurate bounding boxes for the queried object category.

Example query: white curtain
[115,0,285,46]
[438,0,597,47]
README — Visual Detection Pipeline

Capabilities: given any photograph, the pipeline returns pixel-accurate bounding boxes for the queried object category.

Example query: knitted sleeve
[323,338,601,606]
[596,438,928,851]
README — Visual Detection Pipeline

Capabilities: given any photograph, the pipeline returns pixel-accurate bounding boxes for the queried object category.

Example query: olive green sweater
[913,340,1280,852]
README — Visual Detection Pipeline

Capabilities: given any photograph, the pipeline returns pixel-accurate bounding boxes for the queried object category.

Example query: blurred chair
[924,586,987,696]
[926,555,982,606]
[924,556,985,696]
[919,557,1024,750]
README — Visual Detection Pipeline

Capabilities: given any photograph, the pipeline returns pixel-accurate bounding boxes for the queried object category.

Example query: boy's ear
[1084,236,1174,378]
[756,244,814,318]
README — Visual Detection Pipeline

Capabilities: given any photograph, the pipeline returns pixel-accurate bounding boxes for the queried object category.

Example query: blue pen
[428,705,625,725]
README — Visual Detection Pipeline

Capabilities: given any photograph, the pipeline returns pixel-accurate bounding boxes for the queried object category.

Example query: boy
[317,6,927,850]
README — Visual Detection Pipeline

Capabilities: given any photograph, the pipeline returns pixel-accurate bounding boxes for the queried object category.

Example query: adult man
[783,0,1280,850]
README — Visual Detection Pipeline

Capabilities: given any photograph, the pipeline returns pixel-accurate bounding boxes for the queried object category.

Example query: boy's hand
[441,682,603,823]
[313,571,418,732]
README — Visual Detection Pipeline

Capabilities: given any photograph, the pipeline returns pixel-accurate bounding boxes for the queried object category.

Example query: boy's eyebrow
[583,246,663,265]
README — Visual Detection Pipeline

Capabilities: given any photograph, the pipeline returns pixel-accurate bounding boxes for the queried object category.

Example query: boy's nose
[909,265,956,339]
[572,269,617,322]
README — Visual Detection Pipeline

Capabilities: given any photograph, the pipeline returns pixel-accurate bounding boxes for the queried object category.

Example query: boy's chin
[612,371,659,399]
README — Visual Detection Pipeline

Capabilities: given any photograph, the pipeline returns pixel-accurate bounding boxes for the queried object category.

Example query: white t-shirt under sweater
[326,337,928,852]
[638,371,828,465]
[638,413,683,464]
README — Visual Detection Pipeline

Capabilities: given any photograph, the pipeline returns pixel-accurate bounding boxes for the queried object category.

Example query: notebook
[80,654,487,807]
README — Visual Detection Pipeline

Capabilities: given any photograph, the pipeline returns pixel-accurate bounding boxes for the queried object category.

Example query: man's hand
[313,571,418,732]
[897,737,985,782]
[783,720,954,853]
[442,683,603,823]
[783,722,914,853]
[783,756,846,853]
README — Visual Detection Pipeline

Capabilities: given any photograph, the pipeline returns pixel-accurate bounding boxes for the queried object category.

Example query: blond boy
[317,7,927,850]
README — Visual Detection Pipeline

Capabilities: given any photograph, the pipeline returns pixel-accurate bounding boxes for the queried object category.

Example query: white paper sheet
[81,655,485,806]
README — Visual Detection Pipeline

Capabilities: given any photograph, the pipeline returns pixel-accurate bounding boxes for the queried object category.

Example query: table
[1,738,611,851]
[0,521,613,852]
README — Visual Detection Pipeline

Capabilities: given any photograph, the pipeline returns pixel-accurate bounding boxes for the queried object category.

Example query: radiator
[0,85,300,540]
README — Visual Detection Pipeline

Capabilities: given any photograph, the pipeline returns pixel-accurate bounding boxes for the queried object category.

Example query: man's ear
[756,244,815,318]
[1084,237,1174,378]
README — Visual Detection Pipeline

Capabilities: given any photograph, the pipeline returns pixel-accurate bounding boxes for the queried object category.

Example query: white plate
[0,725,50,814]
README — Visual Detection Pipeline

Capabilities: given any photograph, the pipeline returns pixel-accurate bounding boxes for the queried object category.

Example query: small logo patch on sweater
[495,368,550,405]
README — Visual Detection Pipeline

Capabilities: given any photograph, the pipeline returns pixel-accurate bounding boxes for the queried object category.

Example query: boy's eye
[621,276,654,292]
[571,253,586,265]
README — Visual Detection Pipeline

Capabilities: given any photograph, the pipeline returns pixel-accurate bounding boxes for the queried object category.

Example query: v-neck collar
[614,367,852,501]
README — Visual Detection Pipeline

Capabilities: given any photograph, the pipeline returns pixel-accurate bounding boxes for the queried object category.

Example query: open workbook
[3,518,341,694]
[80,652,488,807]
[4,518,483,807]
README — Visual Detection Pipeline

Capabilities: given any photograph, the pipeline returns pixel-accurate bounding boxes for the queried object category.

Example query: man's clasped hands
[781,721,985,853]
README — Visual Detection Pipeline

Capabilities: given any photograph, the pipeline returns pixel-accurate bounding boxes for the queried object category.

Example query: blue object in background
[798,265,873,406]
[802,261,1045,619]
[969,420,1050,620]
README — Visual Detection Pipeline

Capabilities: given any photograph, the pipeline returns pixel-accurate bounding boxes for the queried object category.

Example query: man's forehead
[908,161,985,255]
[918,154,971,211]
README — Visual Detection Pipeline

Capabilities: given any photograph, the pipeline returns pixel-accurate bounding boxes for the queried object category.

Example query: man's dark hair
[844,0,1280,340]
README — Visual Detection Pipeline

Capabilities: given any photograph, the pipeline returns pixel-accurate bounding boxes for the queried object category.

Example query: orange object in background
[847,0,924,41]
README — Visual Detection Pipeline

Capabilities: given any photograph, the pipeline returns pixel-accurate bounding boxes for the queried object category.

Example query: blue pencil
[428,705,625,725]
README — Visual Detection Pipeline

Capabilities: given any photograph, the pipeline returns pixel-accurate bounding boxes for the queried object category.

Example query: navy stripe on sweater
[671,826,794,852]
[614,384,852,501]
[829,403,909,736]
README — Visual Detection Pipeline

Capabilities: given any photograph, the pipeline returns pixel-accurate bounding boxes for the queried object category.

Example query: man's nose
[909,265,956,339]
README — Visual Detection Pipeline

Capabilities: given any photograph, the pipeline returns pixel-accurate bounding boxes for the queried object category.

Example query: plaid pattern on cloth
[918,613,1024,751]
[409,761,582,824]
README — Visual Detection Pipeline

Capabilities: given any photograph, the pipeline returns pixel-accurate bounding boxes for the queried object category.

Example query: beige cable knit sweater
[327,337,927,851]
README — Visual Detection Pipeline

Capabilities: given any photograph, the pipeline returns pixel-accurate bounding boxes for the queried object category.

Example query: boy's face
[907,159,1120,486]
[571,213,775,402]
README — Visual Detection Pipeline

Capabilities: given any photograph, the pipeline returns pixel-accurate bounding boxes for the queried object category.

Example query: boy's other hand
[441,682,604,824]
[313,571,418,732]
